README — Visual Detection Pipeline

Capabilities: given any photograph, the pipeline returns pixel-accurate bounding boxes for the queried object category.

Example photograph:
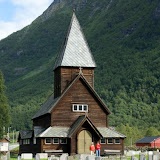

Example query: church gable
[51,74,110,128]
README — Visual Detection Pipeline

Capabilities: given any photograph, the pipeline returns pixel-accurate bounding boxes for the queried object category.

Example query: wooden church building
[18,12,126,156]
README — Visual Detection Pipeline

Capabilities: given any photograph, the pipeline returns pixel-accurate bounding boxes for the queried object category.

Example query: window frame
[45,138,52,144]
[23,139,30,145]
[60,138,67,144]
[115,138,120,144]
[27,139,30,144]
[53,138,59,144]
[33,137,36,144]
[100,138,106,144]
[107,138,113,144]
[72,104,88,112]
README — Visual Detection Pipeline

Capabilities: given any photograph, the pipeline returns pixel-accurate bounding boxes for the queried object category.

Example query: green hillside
[0,0,160,131]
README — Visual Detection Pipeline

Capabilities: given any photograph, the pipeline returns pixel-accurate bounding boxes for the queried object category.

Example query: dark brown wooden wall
[100,138,124,155]
[54,67,94,98]
[19,138,41,155]
[41,138,69,153]
[51,77,108,128]
[54,67,61,98]
[33,114,51,128]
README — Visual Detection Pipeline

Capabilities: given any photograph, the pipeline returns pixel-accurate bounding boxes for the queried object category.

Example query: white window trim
[72,104,88,112]
[45,138,52,144]
[60,138,67,144]
[33,137,36,144]
[107,138,113,144]
[53,138,59,144]
[23,139,30,145]
[115,138,120,144]
[100,138,106,144]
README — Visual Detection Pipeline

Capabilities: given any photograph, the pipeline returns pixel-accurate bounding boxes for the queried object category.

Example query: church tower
[53,12,96,98]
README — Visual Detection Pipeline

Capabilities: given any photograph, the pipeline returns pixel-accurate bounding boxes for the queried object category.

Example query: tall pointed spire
[53,12,96,70]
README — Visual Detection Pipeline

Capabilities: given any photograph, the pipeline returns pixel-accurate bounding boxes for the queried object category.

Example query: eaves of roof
[32,73,111,120]
[49,73,111,115]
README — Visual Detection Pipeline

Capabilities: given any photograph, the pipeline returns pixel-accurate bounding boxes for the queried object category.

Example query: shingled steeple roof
[53,12,96,70]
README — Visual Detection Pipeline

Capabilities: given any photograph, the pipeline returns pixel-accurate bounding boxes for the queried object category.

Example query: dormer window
[72,104,88,112]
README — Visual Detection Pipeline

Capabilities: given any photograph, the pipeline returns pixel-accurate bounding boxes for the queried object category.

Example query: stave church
[18,11,126,156]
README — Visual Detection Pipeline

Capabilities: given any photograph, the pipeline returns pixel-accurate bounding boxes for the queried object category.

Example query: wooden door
[78,130,92,154]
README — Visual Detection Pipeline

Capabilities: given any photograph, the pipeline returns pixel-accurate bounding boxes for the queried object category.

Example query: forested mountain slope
[0,0,160,130]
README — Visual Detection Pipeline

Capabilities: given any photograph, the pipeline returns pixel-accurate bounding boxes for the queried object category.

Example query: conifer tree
[0,70,10,138]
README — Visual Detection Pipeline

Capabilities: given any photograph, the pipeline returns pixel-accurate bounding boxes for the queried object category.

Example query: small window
[45,138,52,144]
[60,138,67,144]
[115,138,120,144]
[84,105,88,111]
[33,138,36,144]
[100,138,106,144]
[74,105,77,111]
[23,139,30,145]
[53,138,59,144]
[79,105,82,110]
[107,138,113,144]
[27,139,30,144]
[72,104,88,112]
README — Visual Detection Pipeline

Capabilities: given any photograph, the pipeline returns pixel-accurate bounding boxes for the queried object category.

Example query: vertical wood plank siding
[41,138,70,153]
[54,67,94,98]
[19,138,41,155]
[100,139,124,155]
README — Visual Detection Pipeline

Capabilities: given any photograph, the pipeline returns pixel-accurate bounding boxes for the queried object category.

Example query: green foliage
[116,124,160,146]
[0,0,160,132]
[145,127,160,137]
[0,70,10,138]
[116,123,144,146]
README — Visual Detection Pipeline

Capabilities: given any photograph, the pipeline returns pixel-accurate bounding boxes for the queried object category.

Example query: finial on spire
[73,8,76,13]
[79,67,83,75]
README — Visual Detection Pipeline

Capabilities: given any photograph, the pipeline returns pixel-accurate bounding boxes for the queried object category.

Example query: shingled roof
[32,73,111,120]
[36,117,126,138]
[19,130,33,139]
[136,136,160,143]
[53,12,96,70]
[32,95,60,119]
[38,127,70,138]
[97,127,126,138]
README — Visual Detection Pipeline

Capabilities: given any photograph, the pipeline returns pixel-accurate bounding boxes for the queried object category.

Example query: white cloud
[0,21,17,39]
[0,0,53,40]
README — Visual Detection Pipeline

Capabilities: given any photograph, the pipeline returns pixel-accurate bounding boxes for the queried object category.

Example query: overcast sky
[0,0,53,40]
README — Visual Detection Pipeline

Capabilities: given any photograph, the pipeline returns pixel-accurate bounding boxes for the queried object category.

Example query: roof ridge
[53,13,75,70]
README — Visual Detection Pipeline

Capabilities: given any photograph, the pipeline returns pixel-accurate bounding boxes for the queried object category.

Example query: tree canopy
[0,70,10,138]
